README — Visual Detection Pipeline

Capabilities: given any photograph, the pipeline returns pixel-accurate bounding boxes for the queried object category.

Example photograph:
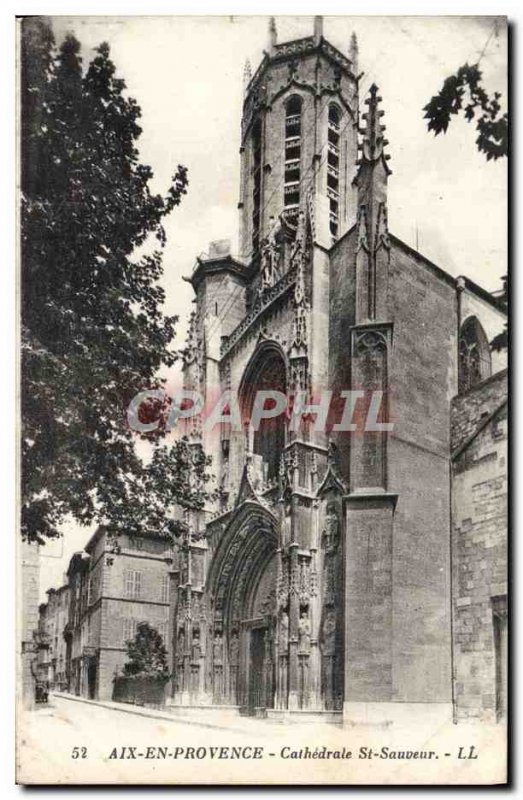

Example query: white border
[2,2,518,797]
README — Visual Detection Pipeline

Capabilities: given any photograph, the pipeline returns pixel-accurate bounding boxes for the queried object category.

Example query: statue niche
[322,501,341,605]
[298,609,311,654]
[261,215,284,290]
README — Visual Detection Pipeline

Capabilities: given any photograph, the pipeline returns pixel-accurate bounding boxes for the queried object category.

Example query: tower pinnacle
[268,17,277,53]
[359,84,391,168]
[243,58,252,93]
[349,31,358,74]
[314,16,323,44]
[355,84,392,322]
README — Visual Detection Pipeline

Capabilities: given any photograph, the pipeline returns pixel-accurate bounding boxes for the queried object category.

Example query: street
[17,694,506,785]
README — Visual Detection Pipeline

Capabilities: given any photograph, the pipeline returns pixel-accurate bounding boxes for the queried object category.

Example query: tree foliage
[123,622,169,677]
[423,63,508,161]
[21,19,212,543]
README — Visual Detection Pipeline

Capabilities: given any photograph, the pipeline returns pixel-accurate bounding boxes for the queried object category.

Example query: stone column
[287,542,300,709]
[308,547,322,709]
[168,559,180,700]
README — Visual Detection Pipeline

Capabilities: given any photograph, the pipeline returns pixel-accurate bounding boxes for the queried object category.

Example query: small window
[160,574,169,604]
[122,617,137,643]
[124,569,142,599]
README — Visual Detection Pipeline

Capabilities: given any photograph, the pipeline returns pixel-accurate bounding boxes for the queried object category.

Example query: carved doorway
[208,504,279,711]
[244,621,274,714]
[240,553,277,715]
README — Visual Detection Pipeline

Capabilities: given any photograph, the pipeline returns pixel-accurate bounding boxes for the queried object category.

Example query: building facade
[451,368,508,722]
[39,529,172,701]
[168,18,507,723]
[39,584,71,690]
[80,529,172,700]
[19,539,41,707]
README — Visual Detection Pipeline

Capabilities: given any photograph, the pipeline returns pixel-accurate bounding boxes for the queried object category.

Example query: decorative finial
[349,31,358,74]
[314,15,323,43]
[243,58,252,91]
[269,16,277,52]
[359,84,391,168]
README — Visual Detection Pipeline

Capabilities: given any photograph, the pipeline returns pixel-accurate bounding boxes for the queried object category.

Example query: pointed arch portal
[208,503,279,711]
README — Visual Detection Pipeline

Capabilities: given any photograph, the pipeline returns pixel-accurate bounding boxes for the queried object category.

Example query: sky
[38,15,507,599]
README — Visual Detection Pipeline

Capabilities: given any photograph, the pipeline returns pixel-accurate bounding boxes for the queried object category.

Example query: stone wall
[451,370,508,721]
[451,369,508,452]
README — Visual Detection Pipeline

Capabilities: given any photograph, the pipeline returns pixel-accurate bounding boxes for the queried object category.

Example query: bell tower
[238,17,360,260]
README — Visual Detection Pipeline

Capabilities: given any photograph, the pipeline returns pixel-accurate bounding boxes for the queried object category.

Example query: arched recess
[459,315,492,393]
[208,503,278,629]
[239,341,288,482]
[207,503,279,708]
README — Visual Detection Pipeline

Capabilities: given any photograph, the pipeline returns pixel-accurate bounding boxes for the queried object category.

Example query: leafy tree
[424,61,508,350]
[21,19,212,543]
[423,63,508,161]
[123,622,169,677]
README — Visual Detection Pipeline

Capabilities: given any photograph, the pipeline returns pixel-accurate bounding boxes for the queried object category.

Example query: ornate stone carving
[191,627,202,662]
[279,609,289,650]
[220,265,297,359]
[322,500,341,606]
[322,608,337,656]
[177,627,185,658]
[261,215,283,290]
[275,36,316,58]
[322,503,339,553]
[277,552,289,605]
[229,631,239,666]
[213,632,223,665]
[354,328,388,356]
[298,556,311,601]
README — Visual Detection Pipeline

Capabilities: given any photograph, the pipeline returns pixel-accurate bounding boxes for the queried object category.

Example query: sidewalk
[52,692,276,736]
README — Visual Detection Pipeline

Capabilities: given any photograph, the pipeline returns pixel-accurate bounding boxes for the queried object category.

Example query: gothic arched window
[327,104,341,241]
[240,346,287,482]
[459,316,492,393]
[284,95,302,219]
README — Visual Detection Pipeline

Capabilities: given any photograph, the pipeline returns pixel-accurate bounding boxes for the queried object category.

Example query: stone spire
[359,84,391,169]
[354,84,392,322]
[349,31,358,74]
[268,16,278,54]
[243,58,252,93]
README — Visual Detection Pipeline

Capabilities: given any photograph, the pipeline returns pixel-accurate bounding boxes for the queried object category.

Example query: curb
[52,693,269,736]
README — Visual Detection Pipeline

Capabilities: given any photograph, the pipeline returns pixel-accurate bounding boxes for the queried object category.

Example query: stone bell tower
[238,16,360,261]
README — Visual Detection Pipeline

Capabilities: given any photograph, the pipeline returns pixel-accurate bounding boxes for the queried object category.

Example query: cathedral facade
[168,18,507,723]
